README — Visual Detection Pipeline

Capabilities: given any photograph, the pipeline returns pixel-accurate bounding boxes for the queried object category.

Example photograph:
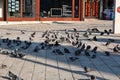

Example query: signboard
[117,6,120,13]
[51,8,62,17]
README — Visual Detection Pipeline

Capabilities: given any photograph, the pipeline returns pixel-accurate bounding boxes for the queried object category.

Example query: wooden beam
[80,0,84,21]
[35,0,40,20]
[72,0,75,18]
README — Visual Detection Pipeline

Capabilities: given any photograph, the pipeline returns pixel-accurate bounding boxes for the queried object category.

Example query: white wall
[0,0,3,18]
[114,0,120,34]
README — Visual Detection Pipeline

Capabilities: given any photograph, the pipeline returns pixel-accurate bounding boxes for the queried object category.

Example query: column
[113,0,120,34]
[0,0,3,18]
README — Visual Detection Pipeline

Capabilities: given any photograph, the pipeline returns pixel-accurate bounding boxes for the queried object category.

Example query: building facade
[0,0,114,21]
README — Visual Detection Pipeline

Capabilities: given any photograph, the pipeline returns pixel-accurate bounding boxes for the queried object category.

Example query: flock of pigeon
[0,27,120,80]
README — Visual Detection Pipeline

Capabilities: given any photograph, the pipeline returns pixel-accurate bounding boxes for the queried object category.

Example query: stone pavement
[0,20,120,80]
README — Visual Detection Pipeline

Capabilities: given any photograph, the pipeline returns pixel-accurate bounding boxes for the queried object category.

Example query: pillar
[113,0,120,34]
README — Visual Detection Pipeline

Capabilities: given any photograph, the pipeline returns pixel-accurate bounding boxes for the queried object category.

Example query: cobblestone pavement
[0,20,120,80]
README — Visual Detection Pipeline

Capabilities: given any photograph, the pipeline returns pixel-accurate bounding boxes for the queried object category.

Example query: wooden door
[85,0,98,18]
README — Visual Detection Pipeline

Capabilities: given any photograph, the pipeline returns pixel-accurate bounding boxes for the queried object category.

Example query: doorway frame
[39,0,81,21]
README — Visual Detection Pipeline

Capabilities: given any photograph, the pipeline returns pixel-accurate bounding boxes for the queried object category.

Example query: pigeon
[44,40,49,44]
[29,37,33,41]
[113,44,120,53]
[91,54,96,59]
[54,34,57,39]
[75,49,81,56]
[104,30,110,35]
[8,71,16,78]
[59,37,65,42]
[84,66,92,73]
[69,57,79,61]
[77,42,82,48]
[105,51,110,56]
[85,52,90,56]
[65,29,69,34]
[90,75,96,80]
[15,76,24,80]
[100,32,104,36]
[105,41,111,46]
[55,49,64,55]
[41,46,45,50]
[104,30,108,33]
[84,45,91,56]
[21,30,25,34]
[33,46,40,52]
[54,41,60,47]
[47,44,53,49]
[51,39,56,42]
[106,31,110,35]
[91,46,98,53]
[31,32,36,37]
[1,51,9,55]
[85,45,91,51]
[51,35,54,38]
[10,52,17,57]
[7,41,13,48]
[64,48,70,53]
[116,45,120,50]
[67,34,70,38]
[80,44,85,51]
[65,38,71,43]
[91,28,100,33]
[83,32,88,37]
[11,75,17,80]
[2,38,9,43]
[72,41,75,46]
[18,53,25,58]
[6,33,11,35]
[74,41,79,46]
[16,41,21,46]
[17,37,20,40]
[87,38,93,41]
[87,28,92,35]
[109,29,112,33]
[71,35,74,39]
[42,30,48,37]
[0,64,7,69]
[8,71,24,80]
[73,28,77,32]
[93,36,97,41]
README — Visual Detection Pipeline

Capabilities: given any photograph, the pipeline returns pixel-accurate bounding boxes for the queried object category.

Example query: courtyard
[0,20,120,80]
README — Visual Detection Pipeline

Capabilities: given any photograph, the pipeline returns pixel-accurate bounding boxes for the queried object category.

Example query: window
[8,0,20,17]
[40,0,72,18]
[74,0,79,18]
[22,0,35,17]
